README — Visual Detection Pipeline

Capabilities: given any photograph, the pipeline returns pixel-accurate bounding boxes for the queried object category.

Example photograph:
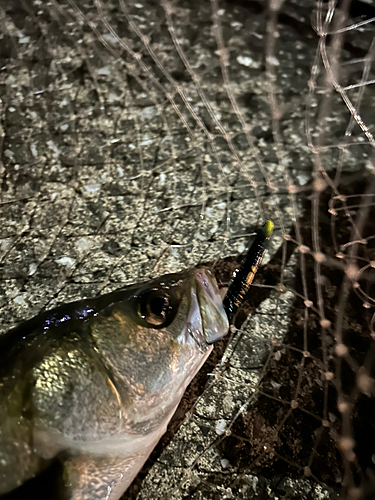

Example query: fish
[0,268,228,499]
[0,221,273,499]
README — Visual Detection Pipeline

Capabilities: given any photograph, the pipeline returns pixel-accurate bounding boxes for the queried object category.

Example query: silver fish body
[0,267,228,499]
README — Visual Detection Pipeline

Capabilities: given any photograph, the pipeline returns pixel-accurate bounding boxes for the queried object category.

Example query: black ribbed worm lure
[223,220,274,321]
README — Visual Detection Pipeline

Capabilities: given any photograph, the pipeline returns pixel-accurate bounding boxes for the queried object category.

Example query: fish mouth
[185,268,229,350]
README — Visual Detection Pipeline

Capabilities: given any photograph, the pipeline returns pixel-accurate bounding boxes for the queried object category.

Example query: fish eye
[137,291,173,327]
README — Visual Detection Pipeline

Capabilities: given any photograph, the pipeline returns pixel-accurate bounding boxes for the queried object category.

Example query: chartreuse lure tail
[223,220,274,321]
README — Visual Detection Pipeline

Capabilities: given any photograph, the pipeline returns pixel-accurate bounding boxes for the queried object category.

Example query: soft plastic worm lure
[223,220,274,322]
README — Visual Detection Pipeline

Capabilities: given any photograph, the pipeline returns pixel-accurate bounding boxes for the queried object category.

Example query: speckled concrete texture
[1,0,374,499]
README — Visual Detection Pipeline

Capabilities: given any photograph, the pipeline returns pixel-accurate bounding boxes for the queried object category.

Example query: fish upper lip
[194,268,216,299]
[194,268,229,345]
[178,267,228,349]
[184,283,208,351]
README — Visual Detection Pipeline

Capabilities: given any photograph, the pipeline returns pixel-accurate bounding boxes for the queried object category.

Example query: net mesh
[0,0,374,498]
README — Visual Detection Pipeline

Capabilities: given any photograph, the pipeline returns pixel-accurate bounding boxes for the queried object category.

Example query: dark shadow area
[0,460,64,500]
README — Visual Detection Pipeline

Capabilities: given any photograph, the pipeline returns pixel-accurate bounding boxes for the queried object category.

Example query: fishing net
[0,0,374,498]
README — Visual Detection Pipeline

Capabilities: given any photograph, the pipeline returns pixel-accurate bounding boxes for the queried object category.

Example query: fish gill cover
[0,0,374,499]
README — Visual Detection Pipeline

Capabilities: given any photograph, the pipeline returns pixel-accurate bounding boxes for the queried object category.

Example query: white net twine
[0,0,374,498]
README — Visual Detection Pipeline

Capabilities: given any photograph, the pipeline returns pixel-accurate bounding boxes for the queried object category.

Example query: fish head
[0,267,229,494]
[90,267,229,427]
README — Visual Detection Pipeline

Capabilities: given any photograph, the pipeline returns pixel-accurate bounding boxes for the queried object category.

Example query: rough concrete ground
[0,0,374,499]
